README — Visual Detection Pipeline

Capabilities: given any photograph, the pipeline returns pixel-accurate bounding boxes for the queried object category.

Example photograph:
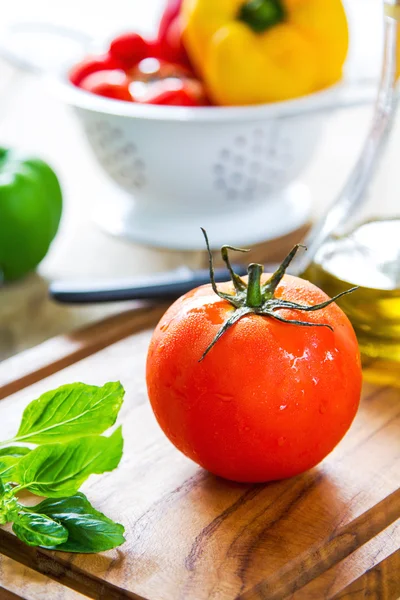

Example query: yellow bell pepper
[181,0,349,105]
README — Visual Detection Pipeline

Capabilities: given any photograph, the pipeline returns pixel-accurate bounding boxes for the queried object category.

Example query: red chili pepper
[68,55,122,86]
[157,0,190,68]
[79,70,133,102]
[108,32,151,68]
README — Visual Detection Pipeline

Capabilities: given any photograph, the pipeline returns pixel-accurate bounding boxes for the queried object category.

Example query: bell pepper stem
[238,0,285,34]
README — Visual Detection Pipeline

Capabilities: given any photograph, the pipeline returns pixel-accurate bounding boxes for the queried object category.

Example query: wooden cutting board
[0,305,399,600]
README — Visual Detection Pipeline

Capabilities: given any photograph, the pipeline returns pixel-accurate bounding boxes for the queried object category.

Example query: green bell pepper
[0,148,63,281]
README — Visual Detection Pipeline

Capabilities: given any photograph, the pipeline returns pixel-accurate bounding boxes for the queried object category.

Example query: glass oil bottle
[305,0,400,385]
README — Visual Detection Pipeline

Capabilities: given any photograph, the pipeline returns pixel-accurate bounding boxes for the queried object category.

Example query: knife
[49,265,248,304]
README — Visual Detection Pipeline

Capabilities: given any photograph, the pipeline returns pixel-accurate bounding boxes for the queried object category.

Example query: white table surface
[0,0,398,360]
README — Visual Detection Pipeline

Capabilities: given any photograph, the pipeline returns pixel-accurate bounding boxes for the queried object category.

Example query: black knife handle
[49,265,248,304]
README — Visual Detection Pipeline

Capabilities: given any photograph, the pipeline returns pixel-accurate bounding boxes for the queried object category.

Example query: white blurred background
[0,0,385,80]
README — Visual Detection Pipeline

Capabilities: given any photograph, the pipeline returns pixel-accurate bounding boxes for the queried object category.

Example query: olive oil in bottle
[305,218,400,370]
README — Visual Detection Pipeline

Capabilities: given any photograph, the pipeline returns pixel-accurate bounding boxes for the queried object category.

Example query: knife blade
[49,264,249,304]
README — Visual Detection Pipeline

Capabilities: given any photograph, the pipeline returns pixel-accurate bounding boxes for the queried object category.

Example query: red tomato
[146,250,362,483]
[80,70,132,101]
[109,32,150,67]
[68,54,121,86]
[133,79,205,106]
[129,57,193,82]
[129,58,208,105]
[143,86,200,106]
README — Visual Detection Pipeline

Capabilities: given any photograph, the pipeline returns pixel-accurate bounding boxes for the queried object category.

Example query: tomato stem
[199,229,358,360]
[246,264,263,307]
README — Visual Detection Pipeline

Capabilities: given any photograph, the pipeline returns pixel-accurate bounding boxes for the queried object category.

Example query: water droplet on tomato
[279,404,287,411]
[160,322,169,332]
[189,304,226,325]
[206,309,226,325]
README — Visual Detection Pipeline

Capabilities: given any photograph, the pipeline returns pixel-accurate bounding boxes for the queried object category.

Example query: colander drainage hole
[234,136,246,147]
[214,163,224,175]
[220,149,230,160]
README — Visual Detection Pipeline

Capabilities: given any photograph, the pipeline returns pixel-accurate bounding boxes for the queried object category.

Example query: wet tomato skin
[146,275,362,483]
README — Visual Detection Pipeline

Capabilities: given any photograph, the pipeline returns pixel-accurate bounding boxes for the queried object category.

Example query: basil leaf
[32,492,125,552]
[0,446,31,479]
[14,382,124,444]
[12,512,68,547]
[14,427,123,497]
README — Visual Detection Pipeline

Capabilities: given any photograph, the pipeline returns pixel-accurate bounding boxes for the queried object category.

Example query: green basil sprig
[0,382,126,553]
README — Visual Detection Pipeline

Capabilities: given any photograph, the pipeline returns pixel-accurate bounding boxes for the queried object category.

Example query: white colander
[61,79,355,249]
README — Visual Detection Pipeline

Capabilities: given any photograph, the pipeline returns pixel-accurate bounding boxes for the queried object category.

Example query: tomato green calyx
[200,229,358,361]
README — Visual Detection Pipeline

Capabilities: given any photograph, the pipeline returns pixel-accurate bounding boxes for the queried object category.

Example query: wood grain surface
[0,304,166,401]
[0,556,87,600]
[239,489,400,600]
[0,311,398,600]
[0,586,25,600]
[290,519,400,599]
[333,548,400,600]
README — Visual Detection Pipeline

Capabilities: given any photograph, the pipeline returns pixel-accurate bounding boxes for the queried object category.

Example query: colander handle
[0,21,94,75]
